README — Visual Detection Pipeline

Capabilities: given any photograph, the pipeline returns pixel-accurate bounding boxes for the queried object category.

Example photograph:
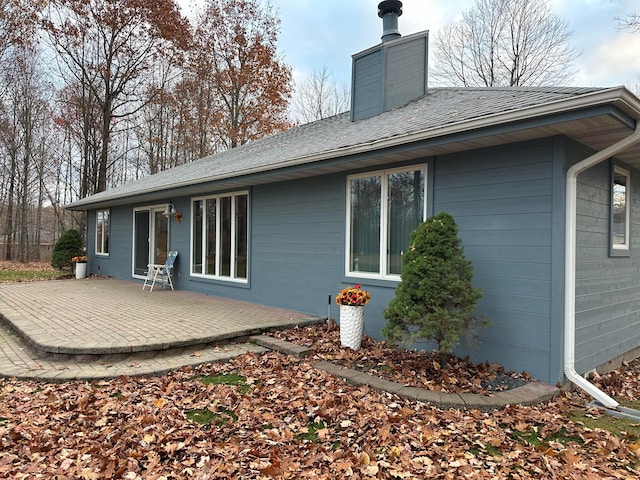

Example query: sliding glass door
[133,206,169,276]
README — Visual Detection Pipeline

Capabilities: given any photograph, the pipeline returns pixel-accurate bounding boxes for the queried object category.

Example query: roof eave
[65,86,640,211]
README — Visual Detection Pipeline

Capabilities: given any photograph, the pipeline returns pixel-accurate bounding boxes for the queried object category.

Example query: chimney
[350,1,428,121]
[378,0,403,42]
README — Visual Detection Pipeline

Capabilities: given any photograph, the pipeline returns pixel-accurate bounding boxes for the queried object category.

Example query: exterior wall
[183,175,347,315]
[83,138,573,384]
[87,205,134,279]
[573,143,640,374]
[432,139,563,383]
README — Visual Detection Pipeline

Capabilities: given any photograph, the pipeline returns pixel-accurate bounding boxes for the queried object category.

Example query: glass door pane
[153,211,169,265]
[192,200,203,274]
[134,210,150,276]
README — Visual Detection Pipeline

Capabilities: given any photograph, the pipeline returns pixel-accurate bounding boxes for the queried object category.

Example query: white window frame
[190,191,249,283]
[345,164,428,280]
[95,208,110,256]
[611,165,631,253]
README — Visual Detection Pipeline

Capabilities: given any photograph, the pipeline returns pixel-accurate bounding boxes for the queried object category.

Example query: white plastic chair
[143,250,178,292]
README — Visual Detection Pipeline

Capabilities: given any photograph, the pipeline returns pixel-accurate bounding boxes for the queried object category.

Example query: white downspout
[565,123,640,409]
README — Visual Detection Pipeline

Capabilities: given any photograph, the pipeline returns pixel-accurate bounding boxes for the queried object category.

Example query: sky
[264,0,640,92]
[177,1,640,93]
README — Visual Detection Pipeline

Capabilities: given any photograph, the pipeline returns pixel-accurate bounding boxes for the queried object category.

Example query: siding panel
[352,50,383,121]
[433,140,557,382]
[574,154,640,374]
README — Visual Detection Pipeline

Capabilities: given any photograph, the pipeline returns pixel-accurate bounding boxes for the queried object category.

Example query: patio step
[0,325,269,381]
[250,334,311,358]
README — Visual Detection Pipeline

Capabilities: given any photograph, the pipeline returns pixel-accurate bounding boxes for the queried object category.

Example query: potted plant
[72,255,88,279]
[336,283,371,350]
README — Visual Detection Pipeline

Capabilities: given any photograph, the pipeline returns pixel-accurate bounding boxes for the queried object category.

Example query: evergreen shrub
[51,229,83,271]
[382,212,488,354]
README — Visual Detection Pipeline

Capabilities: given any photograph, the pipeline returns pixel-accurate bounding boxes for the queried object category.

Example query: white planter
[339,305,365,350]
[75,262,87,279]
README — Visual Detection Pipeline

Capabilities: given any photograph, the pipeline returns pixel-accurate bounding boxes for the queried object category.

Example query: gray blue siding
[432,139,560,382]
[351,49,383,122]
[573,144,640,374]
[82,135,640,386]
[384,35,428,112]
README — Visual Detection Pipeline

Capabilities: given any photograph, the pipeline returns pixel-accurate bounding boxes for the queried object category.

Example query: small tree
[51,229,83,270]
[382,212,487,354]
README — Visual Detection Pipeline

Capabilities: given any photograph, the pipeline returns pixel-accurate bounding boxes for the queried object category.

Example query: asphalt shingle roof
[67,86,608,208]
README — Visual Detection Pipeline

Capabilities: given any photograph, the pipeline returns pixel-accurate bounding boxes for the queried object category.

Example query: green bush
[382,212,488,354]
[51,229,83,271]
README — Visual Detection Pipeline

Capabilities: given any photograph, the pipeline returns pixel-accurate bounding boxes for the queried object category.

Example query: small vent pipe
[378,0,403,42]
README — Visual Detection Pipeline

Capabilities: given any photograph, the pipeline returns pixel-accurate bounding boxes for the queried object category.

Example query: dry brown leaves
[271,323,531,395]
[1,346,639,479]
[588,357,640,402]
[0,261,56,272]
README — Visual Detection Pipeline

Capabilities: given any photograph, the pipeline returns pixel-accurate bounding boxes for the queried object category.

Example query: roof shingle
[67,86,609,208]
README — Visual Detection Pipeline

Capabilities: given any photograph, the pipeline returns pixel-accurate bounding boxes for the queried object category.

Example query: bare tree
[291,66,350,123]
[616,7,640,96]
[43,0,190,195]
[0,45,55,261]
[432,0,577,87]
[618,13,640,33]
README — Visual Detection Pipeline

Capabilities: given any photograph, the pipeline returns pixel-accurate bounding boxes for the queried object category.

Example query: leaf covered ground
[1,335,640,479]
[0,261,67,283]
[271,323,531,395]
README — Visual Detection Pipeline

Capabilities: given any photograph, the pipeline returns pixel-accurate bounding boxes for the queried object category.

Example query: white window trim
[190,191,249,283]
[95,208,109,256]
[612,166,631,251]
[345,164,428,280]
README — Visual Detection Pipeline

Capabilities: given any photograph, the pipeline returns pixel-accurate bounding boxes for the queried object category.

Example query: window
[611,166,630,253]
[191,192,248,281]
[96,209,109,255]
[347,165,427,279]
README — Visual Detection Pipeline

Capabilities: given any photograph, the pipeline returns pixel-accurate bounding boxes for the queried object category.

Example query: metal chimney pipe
[378,0,403,42]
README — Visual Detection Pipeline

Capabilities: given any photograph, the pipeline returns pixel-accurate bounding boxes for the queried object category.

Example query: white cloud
[575,31,640,87]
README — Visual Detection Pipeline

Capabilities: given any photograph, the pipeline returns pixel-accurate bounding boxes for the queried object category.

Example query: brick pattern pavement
[0,278,323,381]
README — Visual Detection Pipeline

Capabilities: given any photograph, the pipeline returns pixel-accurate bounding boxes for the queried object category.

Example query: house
[67,1,640,392]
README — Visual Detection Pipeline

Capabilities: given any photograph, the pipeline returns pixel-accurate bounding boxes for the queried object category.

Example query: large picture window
[611,166,630,254]
[191,192,248,281]
[347,165,427,279]
[96,209,109,255]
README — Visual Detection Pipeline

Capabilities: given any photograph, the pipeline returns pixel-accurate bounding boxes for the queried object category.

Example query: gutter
[564,121,640,409]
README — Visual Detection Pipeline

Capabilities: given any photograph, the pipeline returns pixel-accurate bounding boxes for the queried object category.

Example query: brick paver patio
[0,278,323,380]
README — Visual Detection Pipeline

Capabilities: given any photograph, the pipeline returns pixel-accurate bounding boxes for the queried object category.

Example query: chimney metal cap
[378,0,403,18]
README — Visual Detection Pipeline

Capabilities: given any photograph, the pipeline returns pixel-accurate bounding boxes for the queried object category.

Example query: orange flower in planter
[71,255,87,263]
[336,283,371,306]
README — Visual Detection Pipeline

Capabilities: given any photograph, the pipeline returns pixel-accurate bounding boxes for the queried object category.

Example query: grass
[510,426,583,448]
[568,408,640,439]
[184,373,252,426]
[0,261,67,283]
[186,407,238,426]
[197,373,253,393]
[564,397,640,440]
[297,420,327,443]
